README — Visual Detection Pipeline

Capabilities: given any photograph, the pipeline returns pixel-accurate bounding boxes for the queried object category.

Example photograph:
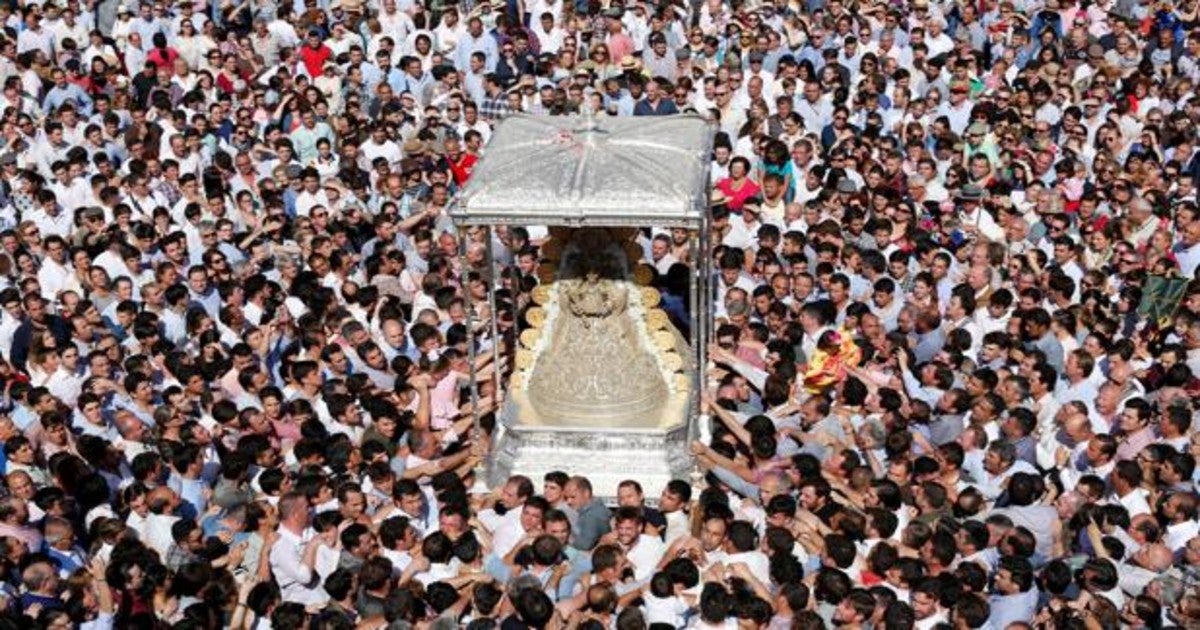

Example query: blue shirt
[989,588,1040,630]
[168,473,208,520]
[633,98,679,116]
[455,32,499,72]
[43,83,94,117]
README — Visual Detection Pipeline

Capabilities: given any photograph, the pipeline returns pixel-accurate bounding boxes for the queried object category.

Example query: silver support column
[460,236,480,438]
[485,227,501,400]
[686,230,701,448]
[696,221,711,444]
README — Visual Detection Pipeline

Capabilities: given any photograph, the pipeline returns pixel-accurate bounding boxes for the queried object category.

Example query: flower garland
[626,283,687,394]
[513,281,561,391]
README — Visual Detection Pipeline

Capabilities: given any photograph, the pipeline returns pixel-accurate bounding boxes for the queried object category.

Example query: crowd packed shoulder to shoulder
[0,0,1196,628]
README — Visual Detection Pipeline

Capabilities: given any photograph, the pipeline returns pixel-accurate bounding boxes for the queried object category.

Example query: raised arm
[704,393,752,447]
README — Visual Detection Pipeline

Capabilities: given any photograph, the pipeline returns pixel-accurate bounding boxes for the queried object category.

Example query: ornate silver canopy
[451,113,716,228]
[450,114,716,499]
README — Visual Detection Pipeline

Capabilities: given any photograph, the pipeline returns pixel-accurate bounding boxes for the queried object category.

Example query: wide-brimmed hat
[957,184,986,201]
[966,122,988,137]
[1038,62,1062,84]
[399,158,424,175]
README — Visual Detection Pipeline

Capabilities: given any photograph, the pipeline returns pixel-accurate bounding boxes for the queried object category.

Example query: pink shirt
[0,521,42,553]
[430,372,461,430]
[606,32,634,64]
[1115,426,1157,462]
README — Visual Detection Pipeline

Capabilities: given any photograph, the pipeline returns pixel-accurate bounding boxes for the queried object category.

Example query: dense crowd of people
[0,0,1196,627]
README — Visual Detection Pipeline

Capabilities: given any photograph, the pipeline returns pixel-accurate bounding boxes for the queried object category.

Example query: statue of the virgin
[518,229,678,427]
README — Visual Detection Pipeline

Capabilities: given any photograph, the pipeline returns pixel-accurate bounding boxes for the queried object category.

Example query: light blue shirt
[168,473,208,520]
[455,32,499,73]
[989,588,1040,630]
[289,122,333,163]
[42,83,93,117]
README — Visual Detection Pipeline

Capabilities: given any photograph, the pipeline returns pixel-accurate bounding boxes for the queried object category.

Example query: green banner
[1138,275,1190,326]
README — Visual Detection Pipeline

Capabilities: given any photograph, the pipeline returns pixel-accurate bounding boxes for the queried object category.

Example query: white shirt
[0,312,21,362]
[295,189,331,218]
[625,534,666,582]
[1176,241,1200,277]
[1115,488,1152,518]
[52,177,93,212]
[1165,519,1199,552]
[723,549,771,585]
[17,27,53,57]
[415,561,460,587]
[37,257,73,302]
[30,208,74,238]
[269,526,329,606]
[380,547,413,574]
[361,138,403,168]
[663,510,689,545]
[491,517,528,558]
[45,368,83,407]
[126,512,179,558]
[644,594,688,627]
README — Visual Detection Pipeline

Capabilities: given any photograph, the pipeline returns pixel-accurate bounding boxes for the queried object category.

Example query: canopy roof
[451,114,715,228]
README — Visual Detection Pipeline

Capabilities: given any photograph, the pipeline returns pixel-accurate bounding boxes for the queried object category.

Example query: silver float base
[486,418,694,501]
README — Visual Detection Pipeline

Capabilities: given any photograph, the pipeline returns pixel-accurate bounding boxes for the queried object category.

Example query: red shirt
[298,44,332,78]
[146,46,179,70]
[715,177,761,212]
[449,153,478,186]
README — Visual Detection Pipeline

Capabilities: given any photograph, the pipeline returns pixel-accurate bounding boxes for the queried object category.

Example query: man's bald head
[115,411,144,436]
[1136,543,1174,572]
[5,471,32,498]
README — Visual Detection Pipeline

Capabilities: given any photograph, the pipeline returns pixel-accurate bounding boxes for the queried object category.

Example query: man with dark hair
[564,475,610,551]
[910,577,947,628]
[659,479,692,544]
[988,557,1037,629]
[610,505,664,581]
[477,474,533,539]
